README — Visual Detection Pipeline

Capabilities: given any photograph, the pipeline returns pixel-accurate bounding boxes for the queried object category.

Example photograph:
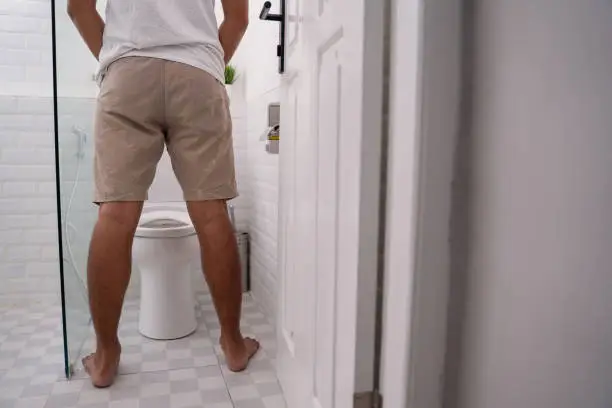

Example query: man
[67,0,257,388]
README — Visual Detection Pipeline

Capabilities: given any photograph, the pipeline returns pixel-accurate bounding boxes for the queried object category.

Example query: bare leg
[187,200,259,371]
[83,201,142,387]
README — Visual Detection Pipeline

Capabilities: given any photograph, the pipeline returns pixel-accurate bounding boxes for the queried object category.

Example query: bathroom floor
[0,292,286,408]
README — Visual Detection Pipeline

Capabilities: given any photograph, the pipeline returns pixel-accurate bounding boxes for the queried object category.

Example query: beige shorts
[94,57,237,203]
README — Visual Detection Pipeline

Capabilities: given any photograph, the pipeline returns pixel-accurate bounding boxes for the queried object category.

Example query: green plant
[224,65,237,85]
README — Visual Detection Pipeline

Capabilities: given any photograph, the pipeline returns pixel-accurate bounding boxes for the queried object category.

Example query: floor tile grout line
[218,361,238,408]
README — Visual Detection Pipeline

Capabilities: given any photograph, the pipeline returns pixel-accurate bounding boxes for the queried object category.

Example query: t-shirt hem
[97,53,225,86]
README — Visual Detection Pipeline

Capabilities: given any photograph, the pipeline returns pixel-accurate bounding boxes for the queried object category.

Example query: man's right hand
[68,0,105,60]
[219,0,249,64]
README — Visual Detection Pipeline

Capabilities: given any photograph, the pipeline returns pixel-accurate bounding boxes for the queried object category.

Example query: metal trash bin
[228,204,250,293]
[236,232,250,293]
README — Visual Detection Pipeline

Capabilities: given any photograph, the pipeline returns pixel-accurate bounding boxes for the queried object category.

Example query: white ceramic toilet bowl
[133,205,200,340]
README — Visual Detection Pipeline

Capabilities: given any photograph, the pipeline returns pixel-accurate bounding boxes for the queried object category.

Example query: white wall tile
[0,0,120,298]
[0,93,60,296]
[0,0,53,98]
[227,0,284,322]
[243,87,281,321]
[2,182,38,196]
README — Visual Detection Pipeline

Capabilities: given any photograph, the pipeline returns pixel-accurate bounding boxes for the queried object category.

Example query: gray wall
[447,1,612,408]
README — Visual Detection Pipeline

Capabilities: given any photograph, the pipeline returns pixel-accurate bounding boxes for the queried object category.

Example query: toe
[226,338,261,372]
[245,337,261,357]
[82,354,95,373]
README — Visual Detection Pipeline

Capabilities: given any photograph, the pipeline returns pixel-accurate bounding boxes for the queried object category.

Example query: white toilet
[132,151,200,340]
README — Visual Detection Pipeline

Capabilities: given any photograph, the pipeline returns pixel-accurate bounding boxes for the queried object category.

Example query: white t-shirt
[97,0,225,85]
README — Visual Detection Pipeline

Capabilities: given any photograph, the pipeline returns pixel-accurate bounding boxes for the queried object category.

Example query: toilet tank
[148,149,183,203]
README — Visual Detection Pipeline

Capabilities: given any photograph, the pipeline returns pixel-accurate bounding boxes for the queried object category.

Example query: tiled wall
[239,2,282,322]
[0,96,58,302]
[0,0,54,303]
[228,87,251,232]
[0,95,99,304]
[0,0,53,96]
[244,90,280,323]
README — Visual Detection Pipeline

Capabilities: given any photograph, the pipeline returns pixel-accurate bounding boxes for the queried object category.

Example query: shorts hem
[93,193,148,205]
[183,191,239,202]
[93,191,238,204]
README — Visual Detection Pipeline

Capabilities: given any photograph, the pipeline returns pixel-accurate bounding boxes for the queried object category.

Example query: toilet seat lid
[136,210,196,238]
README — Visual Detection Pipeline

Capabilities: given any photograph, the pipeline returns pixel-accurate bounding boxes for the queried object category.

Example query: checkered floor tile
[0,293,286,408]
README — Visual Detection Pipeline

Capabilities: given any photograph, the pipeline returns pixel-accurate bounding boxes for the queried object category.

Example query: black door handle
[259,1,285,73]
[259,1,282,21]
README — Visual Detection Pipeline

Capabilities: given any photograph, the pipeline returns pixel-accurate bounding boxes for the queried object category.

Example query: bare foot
[82,345,121,388]
[220,336,260,372]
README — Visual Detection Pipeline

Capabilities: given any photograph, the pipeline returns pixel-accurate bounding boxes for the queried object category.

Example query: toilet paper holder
[264,103,280,154]
[265,126,280,154]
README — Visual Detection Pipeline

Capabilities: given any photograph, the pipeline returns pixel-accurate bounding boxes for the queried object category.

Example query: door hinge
[354,391,383,408]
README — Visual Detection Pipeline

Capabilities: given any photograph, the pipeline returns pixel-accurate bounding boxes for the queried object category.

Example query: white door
[276,0,385,407]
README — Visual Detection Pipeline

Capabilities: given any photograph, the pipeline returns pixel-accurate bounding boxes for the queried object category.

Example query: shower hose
[65,127,89,298]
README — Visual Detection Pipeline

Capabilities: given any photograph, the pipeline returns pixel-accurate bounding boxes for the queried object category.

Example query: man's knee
[98,201,143,232]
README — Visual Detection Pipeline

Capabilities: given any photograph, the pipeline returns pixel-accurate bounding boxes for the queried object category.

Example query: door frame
[380,0,463,407]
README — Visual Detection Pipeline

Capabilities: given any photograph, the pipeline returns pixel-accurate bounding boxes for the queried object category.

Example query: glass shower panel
[52,0,106,377]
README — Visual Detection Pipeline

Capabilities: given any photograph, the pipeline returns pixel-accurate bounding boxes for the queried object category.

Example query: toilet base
[139,324,197,341]
[138,263,198,341]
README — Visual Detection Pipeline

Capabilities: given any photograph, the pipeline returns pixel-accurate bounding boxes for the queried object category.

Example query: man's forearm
[68,1,104,60]
[219,18,248,64]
